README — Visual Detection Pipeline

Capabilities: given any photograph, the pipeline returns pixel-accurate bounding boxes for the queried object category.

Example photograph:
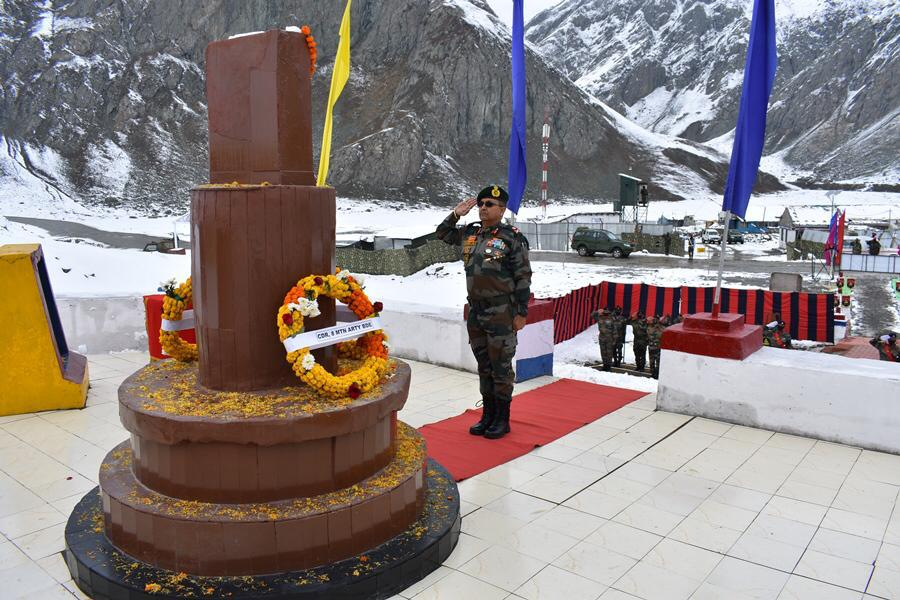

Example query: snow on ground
[553,328,658,393]
[361,259,760,315]
[0,216,190,297]
[626,87,715,136]
[554,362,658,394]
[2,189,897,299]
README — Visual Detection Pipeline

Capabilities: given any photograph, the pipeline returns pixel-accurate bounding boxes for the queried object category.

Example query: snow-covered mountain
[0,0,786,214]
[526,0,899,185]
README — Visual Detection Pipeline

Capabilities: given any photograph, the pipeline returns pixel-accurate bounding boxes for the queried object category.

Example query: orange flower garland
[277,269,389,400]
[159,278,198,362]
[301,25,317,75]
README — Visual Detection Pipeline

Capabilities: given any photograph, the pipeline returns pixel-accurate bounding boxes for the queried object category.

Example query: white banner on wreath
[161,309,195,332]
[283,318,383,353]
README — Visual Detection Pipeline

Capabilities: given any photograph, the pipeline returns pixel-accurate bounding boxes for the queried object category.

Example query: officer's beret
[476,185,509,203]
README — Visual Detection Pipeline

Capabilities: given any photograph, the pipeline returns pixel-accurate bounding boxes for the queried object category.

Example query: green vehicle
[571,228,633,258]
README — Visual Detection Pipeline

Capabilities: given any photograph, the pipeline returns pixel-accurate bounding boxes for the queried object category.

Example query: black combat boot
[484,400,510,439]
[469,398,496,436]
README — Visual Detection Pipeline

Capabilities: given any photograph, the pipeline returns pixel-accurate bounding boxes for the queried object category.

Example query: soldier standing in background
[867,233,881,256]
[631,311,648,372]
[647,315,666,379]
[612,306,627,368]
[591,308,616,371]
[436,185,532,440]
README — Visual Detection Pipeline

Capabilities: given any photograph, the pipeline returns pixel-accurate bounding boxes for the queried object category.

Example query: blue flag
[507,0,526,215]
[722,0,777,219]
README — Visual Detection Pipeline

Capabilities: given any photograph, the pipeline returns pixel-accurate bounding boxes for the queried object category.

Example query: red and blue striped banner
[548,283,603,344]
[681,287,834,343]
[599,282,681,319]
[547,283,834,344]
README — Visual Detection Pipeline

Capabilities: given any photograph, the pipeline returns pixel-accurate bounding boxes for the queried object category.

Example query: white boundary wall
[58,296,149,354]
[372,302,477,372]
[657,347,900,454]
[61,297,554,377]
[59,296,482,372]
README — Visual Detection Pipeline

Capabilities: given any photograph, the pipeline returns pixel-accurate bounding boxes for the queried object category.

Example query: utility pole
[541,108,550,222]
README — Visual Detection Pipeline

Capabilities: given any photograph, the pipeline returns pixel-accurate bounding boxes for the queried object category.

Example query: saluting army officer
[436,185,532,440]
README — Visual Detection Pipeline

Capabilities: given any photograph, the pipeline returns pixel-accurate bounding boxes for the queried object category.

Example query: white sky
[484,0,561,27]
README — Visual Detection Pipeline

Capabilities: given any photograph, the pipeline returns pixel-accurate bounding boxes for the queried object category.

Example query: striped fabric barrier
[599,282,681,319]
[680,287,835,343]
[548,282,681,344]
[548,284,603,344]
[548,284,834,344]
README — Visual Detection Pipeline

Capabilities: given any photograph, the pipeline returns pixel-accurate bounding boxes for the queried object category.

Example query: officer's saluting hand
[453,197,478,219]
[435,185,532,439]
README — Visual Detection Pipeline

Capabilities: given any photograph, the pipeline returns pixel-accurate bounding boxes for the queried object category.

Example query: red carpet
[419,379,648,481]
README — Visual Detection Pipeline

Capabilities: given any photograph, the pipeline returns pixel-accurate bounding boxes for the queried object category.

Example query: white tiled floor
[1,353,899,600]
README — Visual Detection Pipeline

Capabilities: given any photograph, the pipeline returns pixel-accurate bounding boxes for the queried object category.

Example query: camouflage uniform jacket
[612,313,627,343]
[631,319,649,346]
[436,212,532,316]
[647,322,665,350]
[592,313,617,344]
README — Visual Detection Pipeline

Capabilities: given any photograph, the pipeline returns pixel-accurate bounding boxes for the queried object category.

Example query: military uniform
[436,186,531,440]
[591,309,616,371]
[631,313,648,371]
[870,333,899,362]
[647,317,665,379]
[612,307,627,368]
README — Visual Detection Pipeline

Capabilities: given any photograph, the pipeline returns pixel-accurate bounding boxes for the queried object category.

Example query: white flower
[288,298,321,318]
[336,269,351,281]
[353,273,365,285]
[301,353,316,371]
[382,341,391,352]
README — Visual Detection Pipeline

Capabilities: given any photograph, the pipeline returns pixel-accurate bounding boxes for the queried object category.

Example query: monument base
[65,460,460,600]
[661,312,762,360]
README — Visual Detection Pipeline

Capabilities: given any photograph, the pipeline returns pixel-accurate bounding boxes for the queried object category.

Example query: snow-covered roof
[784,206,837,227]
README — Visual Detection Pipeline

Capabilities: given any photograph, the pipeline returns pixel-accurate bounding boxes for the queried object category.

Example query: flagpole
[712,210,732,318]
[316,0,353,187]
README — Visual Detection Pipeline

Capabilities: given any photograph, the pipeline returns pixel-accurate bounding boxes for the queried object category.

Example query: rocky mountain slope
[0,0,781,214]
[526,0,899,184]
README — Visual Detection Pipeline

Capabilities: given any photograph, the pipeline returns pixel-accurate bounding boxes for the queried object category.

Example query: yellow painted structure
[0,244,88,415]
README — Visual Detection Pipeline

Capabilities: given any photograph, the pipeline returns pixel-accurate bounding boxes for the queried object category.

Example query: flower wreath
[159,278,198,362]
[301,25,317,75]
[278,269,389,400]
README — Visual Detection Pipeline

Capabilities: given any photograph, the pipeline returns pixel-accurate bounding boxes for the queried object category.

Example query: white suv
[701,228,722,244]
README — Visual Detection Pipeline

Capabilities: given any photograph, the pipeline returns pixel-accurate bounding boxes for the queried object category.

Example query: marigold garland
[159,277,198,362]
[301,25,317,75]
[278,269,389,400]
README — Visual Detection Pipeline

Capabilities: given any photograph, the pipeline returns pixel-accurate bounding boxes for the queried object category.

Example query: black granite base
[64,460,460,600]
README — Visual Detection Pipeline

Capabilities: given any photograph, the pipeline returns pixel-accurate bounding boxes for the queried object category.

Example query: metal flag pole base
[712,210,732,318]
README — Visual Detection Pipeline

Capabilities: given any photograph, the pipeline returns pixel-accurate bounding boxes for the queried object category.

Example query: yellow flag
[316,0,352,187]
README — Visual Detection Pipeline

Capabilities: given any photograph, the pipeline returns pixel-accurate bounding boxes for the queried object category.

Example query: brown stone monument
[195,30,336,391]
[65,29,458,599]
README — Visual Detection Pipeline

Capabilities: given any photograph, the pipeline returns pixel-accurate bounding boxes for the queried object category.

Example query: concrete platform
[0,353,899,599]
